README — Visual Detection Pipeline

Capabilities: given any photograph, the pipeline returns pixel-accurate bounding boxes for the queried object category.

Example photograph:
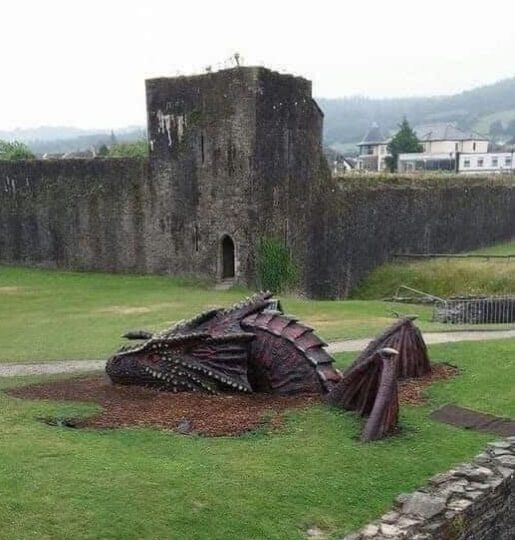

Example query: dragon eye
[143,354,162,365]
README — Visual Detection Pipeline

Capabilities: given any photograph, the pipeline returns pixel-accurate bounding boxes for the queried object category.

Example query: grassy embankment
[352,239,515,300]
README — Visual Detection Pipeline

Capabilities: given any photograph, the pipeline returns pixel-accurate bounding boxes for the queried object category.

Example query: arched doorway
[221,235,235,279]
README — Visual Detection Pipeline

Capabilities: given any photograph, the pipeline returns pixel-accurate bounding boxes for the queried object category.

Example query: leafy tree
[0,140,35,160]
[385,118,423,172]
[96,144,109,157]
[107,139,148,158]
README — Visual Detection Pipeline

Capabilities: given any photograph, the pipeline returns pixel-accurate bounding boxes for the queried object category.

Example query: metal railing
[433,295,515,325]
[394,253,515,261]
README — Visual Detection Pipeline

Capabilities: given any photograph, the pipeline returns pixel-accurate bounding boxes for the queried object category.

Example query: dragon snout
[122,330,153,340]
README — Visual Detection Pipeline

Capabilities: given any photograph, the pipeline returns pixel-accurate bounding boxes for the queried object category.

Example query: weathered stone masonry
[307,177,515,298]
[0,158,151,273]
[145,66,325,284]
[343,437,515,539]
[0,67,514,297]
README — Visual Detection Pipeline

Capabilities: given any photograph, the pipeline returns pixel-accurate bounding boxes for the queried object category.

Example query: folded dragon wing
[326,348,399,442]
[344,317,430,379]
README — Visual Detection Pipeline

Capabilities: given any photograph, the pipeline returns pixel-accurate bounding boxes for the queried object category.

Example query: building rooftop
[414,123,487,142]
[358,123,386,145]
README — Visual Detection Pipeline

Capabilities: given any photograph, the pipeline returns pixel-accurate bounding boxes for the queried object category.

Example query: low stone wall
[344,437,515,539]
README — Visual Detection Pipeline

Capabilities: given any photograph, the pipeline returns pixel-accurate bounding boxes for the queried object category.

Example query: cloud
[1,0,514,129]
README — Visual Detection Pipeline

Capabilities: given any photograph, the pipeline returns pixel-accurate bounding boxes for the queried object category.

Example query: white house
[331,156,356,176]
[356,123,390,171]
[459,152,514,173]
[415,124,489,154]
[397,123,489,172]
[358,122,490,172]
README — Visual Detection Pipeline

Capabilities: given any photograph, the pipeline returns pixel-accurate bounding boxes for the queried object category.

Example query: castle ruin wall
[0,159,514,297]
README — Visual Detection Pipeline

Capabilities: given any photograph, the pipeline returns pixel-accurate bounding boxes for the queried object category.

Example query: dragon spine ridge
[106,292,340,395]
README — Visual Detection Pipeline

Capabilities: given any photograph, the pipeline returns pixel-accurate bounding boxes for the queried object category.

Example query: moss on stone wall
[302,173,515,298]
[1,161,514,299]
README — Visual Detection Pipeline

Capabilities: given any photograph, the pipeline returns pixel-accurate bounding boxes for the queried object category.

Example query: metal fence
[433,295,515,325]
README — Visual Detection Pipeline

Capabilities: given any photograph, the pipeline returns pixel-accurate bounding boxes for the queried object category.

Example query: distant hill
[0,126,91,142]
[318,77,515,154]
[2,76,515,157]
[0,126,146,155]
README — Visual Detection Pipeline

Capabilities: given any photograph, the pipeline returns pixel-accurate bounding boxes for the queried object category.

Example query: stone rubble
[342,437,515,539]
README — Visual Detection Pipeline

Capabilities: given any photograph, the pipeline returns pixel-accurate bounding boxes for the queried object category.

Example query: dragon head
[106,331,256,394]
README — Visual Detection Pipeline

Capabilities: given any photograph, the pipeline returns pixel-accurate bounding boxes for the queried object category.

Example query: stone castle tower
[145,66,326,285]
[1,67,513,299]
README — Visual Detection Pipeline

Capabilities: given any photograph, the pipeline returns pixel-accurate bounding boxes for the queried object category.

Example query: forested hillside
[2,77,515,156]
[0,127,146,155]
[319,77,515,153]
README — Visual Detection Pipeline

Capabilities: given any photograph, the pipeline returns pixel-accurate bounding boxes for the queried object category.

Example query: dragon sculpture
[106,293,431,441]
[106,292,341,395]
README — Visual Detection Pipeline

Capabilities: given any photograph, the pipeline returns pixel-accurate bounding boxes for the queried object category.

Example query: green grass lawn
[0,264,513,539]
[0,266,441,363]
[352,238,515,299]
[469,238,515,256]
[3,337,514,539]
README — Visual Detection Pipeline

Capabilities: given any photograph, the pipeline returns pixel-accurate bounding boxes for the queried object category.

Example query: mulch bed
[8,375,320,436]
[7,363,458,437]
[398,362,458,405]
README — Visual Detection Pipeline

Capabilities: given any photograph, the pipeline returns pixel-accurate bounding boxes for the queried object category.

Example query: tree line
[0,139,148,160]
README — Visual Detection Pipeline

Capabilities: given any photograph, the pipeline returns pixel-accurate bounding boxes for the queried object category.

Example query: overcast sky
[2,0,514,130]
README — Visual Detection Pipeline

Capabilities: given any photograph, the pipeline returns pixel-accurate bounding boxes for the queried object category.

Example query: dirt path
[0,360,106,377]
[431,404,515,437]
[327,328,515,354]
[1,329,514,378]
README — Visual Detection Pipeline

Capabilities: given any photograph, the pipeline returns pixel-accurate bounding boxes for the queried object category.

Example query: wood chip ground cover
[8,363,457,436]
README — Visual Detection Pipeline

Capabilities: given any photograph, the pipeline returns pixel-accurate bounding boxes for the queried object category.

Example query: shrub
[107,139,148,158]
[0,140,35,160]
[256,237,298,293]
